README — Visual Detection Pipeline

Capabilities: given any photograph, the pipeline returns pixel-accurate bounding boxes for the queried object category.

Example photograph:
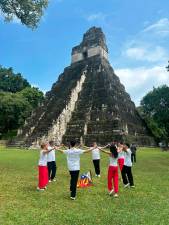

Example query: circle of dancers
[37,140,135,200]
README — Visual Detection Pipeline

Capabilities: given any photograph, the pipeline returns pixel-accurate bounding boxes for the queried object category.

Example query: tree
[140,85,169,143]
[0,88,44,135]
[0,65,44,137]
[0,92,31,133]
[0,0,48,29]
[0,66,30,93]
[19,86,44,108]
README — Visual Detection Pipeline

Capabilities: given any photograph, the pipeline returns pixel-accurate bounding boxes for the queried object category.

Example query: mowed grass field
[0,147,169,225]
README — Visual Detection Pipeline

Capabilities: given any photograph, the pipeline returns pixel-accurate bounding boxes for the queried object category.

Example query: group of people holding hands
[37,140,135,200]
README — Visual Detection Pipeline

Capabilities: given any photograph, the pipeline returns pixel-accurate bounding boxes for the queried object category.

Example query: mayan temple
[16,27,154,147]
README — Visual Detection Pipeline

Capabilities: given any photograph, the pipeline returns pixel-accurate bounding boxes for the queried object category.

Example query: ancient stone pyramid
[17,27,154,146]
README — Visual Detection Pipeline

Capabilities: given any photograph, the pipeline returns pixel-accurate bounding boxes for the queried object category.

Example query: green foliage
[0,148,169,225]
[0,92,32,133]
[0,66,30,93]
[140,85,169,142]
[0,0,48,29]
[0,66,44,137]
[0,88,44,135]
[20,87,44,108]
[0,130,17,140]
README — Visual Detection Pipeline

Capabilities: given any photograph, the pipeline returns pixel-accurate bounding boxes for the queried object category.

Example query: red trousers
[118,158,124,171]
[38,166,48,189]
[107,166,118,193]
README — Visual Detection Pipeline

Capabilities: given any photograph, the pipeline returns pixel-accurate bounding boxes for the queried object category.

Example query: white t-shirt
[109,156,118,166]
[124,148,132,167]
[64,148,84,171]
[91,147,100,160]
[38,150,47,166]
[47,146,55,162]
[118,151,124,159]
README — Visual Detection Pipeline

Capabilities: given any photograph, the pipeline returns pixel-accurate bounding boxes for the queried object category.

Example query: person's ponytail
[110,144,118,158]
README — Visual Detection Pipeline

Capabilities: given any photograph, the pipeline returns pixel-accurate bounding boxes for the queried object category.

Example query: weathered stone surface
[14,27,155,147]
[71,27,108,63]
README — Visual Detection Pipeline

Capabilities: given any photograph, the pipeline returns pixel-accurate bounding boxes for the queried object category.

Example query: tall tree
[0,66,44,137]
[0,88,44,135]
[0,66,30,93]
[140,85,169,142]
[19,87,44,108]
[0,0,48,29]
[0,92,31,133]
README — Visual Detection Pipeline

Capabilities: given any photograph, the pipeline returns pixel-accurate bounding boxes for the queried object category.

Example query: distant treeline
[138,85,169,144]
[0,66,44,139]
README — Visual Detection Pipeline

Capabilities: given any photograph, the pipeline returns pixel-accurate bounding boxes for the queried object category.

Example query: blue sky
[0,0,169,106]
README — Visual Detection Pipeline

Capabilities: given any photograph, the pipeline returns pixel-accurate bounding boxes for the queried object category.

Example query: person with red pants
[100,144,119,198]
[117,142,125,174]
[37,143,53,191]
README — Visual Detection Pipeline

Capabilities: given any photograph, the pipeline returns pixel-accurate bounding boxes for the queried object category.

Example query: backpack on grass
[77,171,93,188]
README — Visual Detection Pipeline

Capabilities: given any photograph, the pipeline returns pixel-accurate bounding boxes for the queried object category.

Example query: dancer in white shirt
[91,142,101,177]
[57,140,95,200]
[37,143,53,191]
[121,143,135,188]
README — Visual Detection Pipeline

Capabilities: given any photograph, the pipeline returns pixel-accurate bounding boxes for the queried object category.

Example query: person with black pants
[121,143,135,188]
[57,140,94,200]
[47,141,57,182]
[130,143,137,163]
[69,170,79,198]
[91,142,101,177]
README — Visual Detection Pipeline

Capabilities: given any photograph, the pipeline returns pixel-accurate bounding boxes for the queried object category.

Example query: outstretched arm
[56,148,65,153]
[42,148,53,154]
[99,148,111,155]
[99,144,110,150]
[60,144,68,149]
[83,147,96,153]
[82,145,90,149]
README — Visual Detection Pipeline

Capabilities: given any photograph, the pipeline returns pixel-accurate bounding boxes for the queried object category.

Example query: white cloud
[115,66,169,106]
[31,84,39,88]
[121,18,169,64]
[124,46,168,62]
[86,12,107,22]
[41,89,47,94]
[143,18,169,37]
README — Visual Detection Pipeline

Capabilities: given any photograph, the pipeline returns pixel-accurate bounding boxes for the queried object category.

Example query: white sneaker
[49,180,52,183]
[130,185,135,188]
[70,197,76,200]
[114,193,119,198]
[37,187,44,191]
[95,174,98,177]
[53,179,56,182]
[109,189,114,195]
[124,183,130,188]
[97,175,101,178]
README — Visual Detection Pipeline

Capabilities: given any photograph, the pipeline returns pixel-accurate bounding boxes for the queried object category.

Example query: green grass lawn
[0,147,169,225]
